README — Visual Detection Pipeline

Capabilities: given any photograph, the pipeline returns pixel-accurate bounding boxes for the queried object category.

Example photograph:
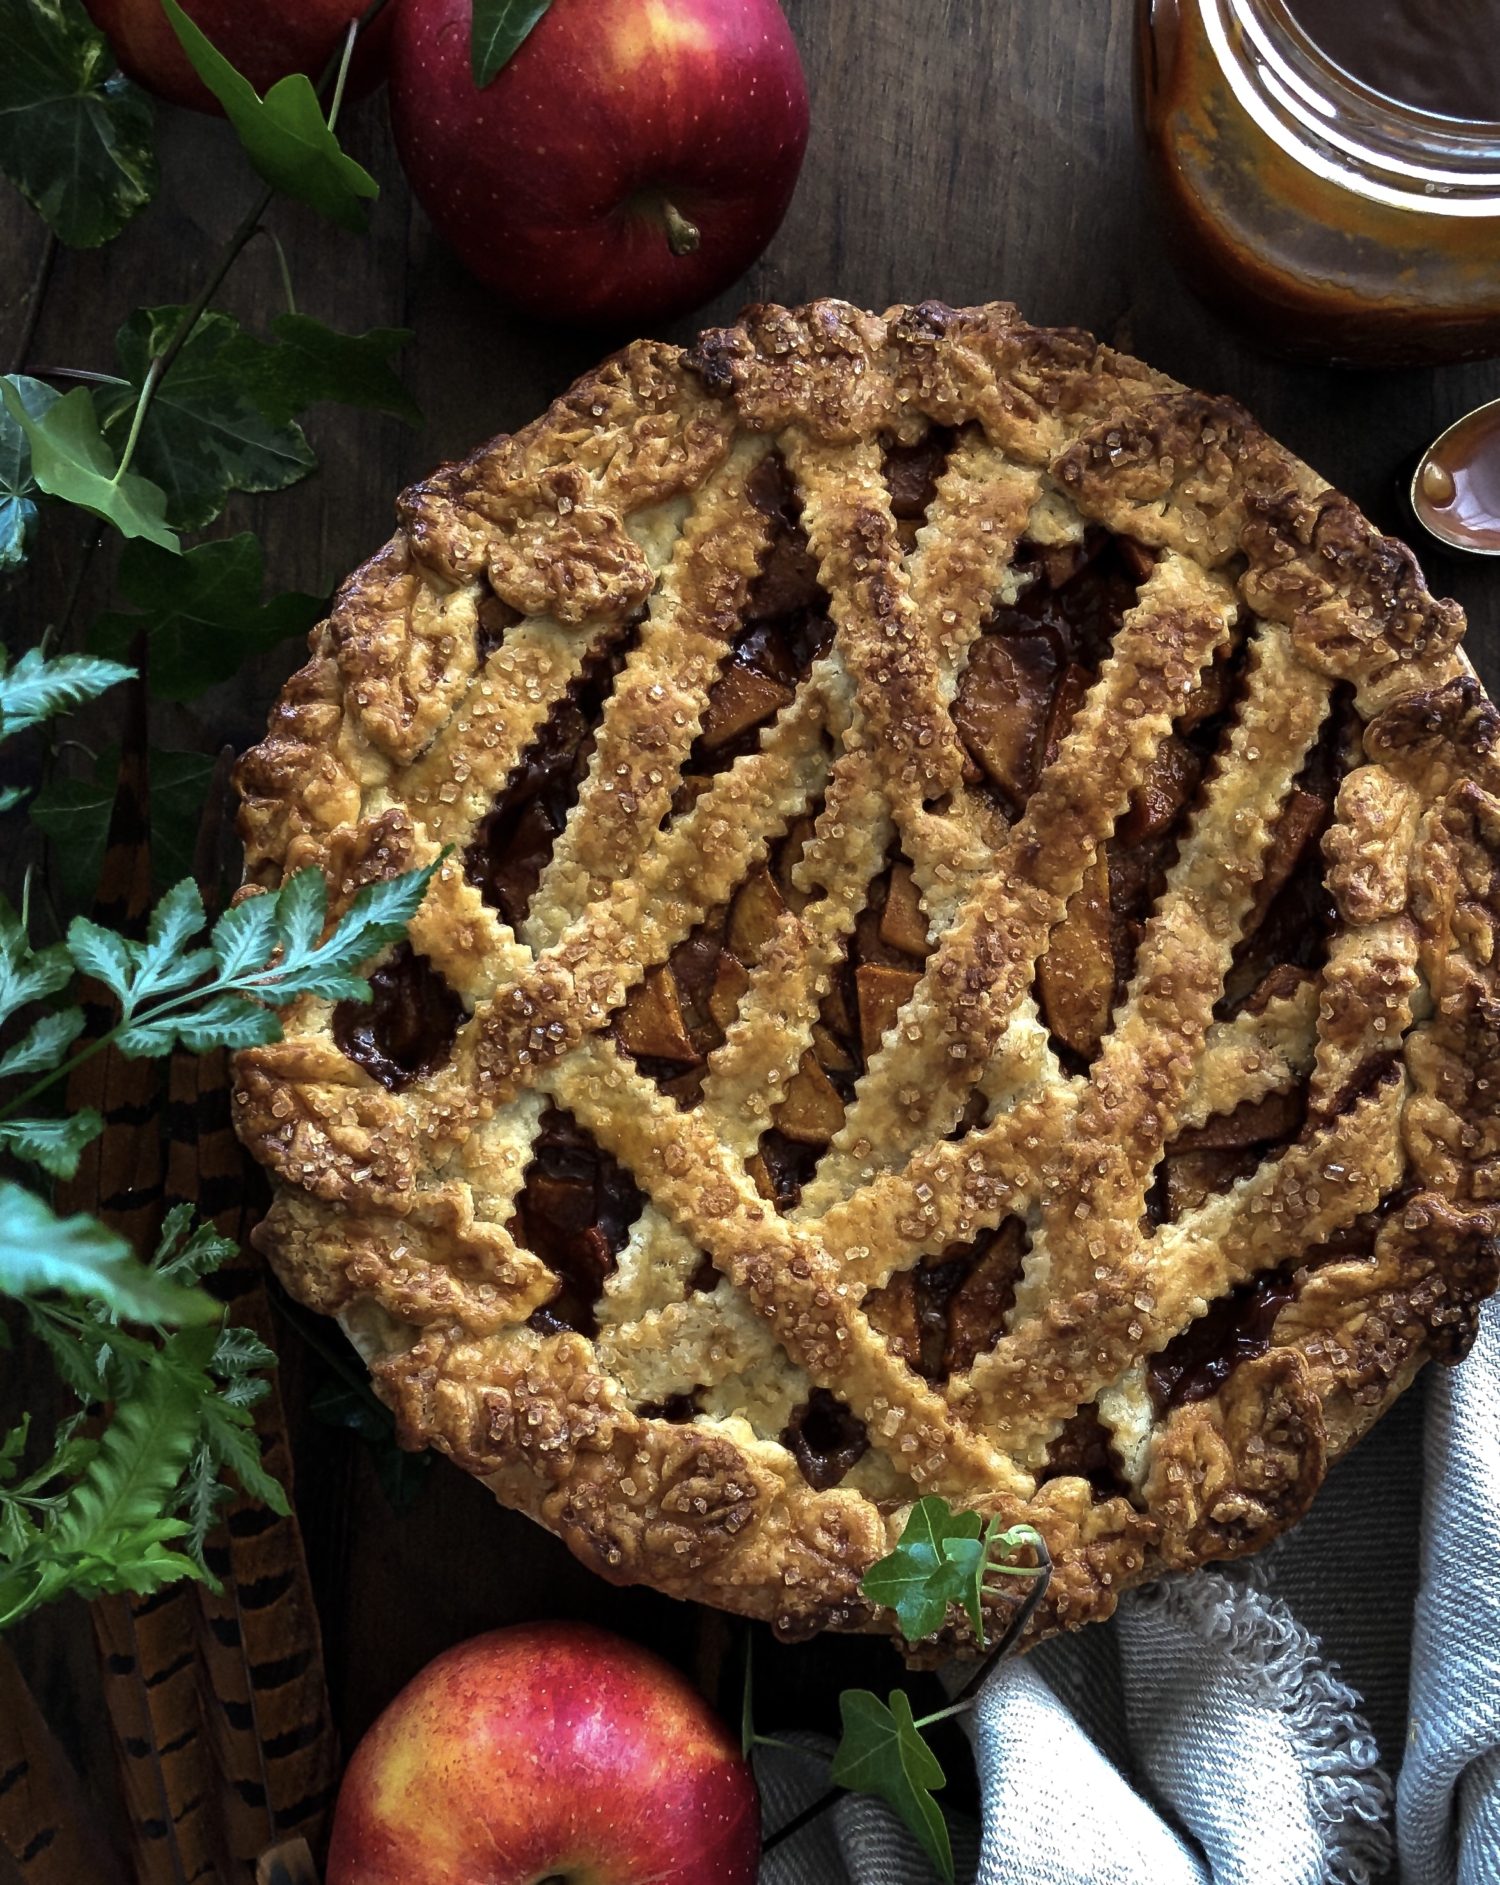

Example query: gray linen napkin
[757,1300,1499,1883]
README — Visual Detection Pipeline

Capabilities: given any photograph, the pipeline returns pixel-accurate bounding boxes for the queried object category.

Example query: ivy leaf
[27,771,114,910]
[90,533,324,700]
[0,375,61,570]
[308,1376,430,1511]
[946,1519,1048,1641]
[98,309,314,533]
[0,1181,211,1324]
[255,316,419,427]
[158,0,378,231]
[471,0,555,86]
[0,646,133,739]
[0,0,156,248]
[139,750,222,887]
[861,1496,982,1644]
[0,1110,103,1180]
[863,1498,1048,1650]
[0,382,176,549]
[31,746,220,911]
[830,1689,953,1885]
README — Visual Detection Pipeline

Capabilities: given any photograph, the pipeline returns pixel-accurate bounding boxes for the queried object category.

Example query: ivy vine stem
[96,0,394,494]
[264,230,298,315]
[109,354,164,485]
[24,367,121,387]
[760,1534,1054,1859]
[760,1783,847,1856]
[327,21,360,132]
[8,231,57,376]
[136,180,278,434]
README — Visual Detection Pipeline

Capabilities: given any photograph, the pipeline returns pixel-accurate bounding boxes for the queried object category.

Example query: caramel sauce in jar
[1137,0,1500,364]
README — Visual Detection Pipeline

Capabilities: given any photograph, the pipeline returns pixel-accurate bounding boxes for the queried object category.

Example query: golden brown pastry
[233,301,1500,1655]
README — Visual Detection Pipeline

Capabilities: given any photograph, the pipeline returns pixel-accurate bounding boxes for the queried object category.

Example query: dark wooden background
[3,0,1499,1856]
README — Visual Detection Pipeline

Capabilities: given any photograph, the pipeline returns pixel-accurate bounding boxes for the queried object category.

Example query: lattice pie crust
[234,302,1500,1655]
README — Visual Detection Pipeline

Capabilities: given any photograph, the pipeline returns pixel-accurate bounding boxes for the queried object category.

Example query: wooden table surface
[4,0,1500,1852]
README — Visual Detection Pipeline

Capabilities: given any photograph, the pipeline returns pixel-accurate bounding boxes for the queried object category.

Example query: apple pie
[234,300,1500,1654]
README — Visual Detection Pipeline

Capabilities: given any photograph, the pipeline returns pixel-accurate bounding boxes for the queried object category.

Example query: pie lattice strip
[600,709,890,1324]
[1305,761,1428,1120]
[699,744,890,1159]
[1177,984,1320,1131]
[961,1071,1407,1465]
[817,1090,1073,1291]
[788,429,997,823]
[471,677,837,1106]
[523,435,777,952]
[800,551,1239,1214]
[596,1283,794,1421]
[1008,621,1328,1328]
[393,615,613,854]
[898,455,1062,932]
[545,1034,1030,1498]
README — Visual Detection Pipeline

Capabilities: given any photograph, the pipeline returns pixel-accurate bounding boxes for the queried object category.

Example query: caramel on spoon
[1410,397,1500,556]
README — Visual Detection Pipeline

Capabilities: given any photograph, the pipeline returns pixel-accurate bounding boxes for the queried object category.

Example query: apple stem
[660,200,702,257]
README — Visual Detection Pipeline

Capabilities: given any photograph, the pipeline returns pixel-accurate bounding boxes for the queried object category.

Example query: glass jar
[1136,0,1500,365]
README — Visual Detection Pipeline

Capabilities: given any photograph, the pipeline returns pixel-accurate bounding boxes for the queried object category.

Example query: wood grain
[3,0,1497,1810]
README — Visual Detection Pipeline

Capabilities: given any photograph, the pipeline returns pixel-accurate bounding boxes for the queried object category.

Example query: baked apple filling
[863,1217,1029,1383]
[780,1386,870,1491]
[751,849,934,1212]
[1148,1272,1301,1413]
[509,1106,645,1339]
[680,451,832,794]
[332,943,464,1092]
[612,819,820,1105]
[883,425,956,549]
[464,624,638,929]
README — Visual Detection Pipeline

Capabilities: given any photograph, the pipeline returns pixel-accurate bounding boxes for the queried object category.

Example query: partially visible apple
[388,0,809,326]
[327,1622,760,1885]
[84,0,392,113]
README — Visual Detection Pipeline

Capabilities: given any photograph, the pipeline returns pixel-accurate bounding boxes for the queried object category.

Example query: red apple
[327,1622,760,1885]
[84,0,391,114]
[388,0,809,326]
